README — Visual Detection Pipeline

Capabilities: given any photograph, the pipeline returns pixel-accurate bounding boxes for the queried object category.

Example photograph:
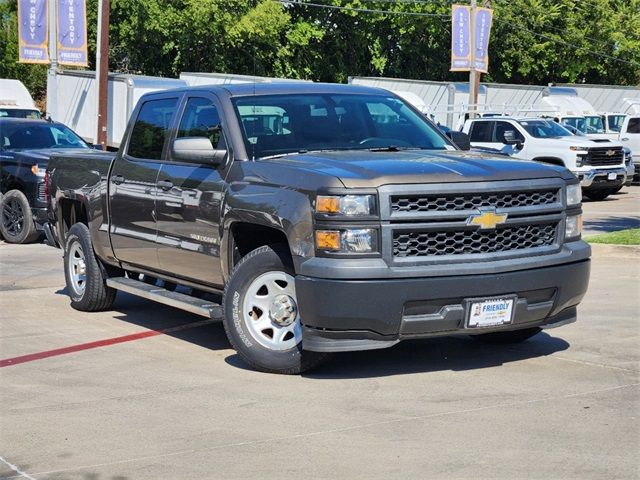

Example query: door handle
[111,174,125,185]
[621,137,629,141]
[157,179,174,191]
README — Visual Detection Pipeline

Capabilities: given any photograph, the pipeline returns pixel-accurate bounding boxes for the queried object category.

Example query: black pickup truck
[45,83,591,374]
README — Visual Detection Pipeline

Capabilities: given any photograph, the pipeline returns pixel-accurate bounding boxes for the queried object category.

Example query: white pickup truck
[462,117,627,200]
[619,115,640,183]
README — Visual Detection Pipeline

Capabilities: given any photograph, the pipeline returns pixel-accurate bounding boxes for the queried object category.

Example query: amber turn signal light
[315,230,341,250]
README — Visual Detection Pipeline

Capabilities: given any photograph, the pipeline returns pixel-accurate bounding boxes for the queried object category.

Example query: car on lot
[619,115,640,184]
[462,117,628,201]
[45,83,591,374]
[0,118,94,243]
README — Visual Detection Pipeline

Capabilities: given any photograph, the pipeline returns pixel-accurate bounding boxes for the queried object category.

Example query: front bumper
[577,168,626,189]
[297,258,590,352]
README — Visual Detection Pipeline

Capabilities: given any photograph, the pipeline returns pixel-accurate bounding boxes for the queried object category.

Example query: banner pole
[468,0,478,119]
[96,0,109,148]
[46,0,57,119]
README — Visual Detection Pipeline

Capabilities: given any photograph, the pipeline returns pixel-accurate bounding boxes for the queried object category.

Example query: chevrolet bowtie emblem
[606,150,615,157]
[467,210,508,230]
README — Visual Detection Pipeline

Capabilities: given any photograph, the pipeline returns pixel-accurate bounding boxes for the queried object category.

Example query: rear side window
[128,98,178,159]
[469,121,493,142]
[627,118,640,134]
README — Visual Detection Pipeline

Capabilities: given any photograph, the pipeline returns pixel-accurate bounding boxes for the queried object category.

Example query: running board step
[106,277,223,319]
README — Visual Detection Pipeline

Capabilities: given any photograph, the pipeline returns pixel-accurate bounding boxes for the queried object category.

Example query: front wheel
[222,245,328,374]
[0,190,39,244]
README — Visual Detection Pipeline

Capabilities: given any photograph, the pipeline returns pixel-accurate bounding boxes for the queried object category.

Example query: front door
[109,95,180,269]
[155,95,229,286]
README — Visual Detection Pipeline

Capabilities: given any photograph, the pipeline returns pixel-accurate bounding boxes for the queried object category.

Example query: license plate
[608,172,617,180]
[466,297,515,328]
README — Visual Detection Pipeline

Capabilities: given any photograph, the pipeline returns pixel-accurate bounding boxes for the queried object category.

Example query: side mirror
[171,137,226,165]
[502,130,524,149]
[446,131,471,151]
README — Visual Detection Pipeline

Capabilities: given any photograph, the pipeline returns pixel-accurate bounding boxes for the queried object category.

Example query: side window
[177,97,226,149]
[494,121,524,143]
[128,97,179,160]
[469,121,493,142]
[627,118,640,134]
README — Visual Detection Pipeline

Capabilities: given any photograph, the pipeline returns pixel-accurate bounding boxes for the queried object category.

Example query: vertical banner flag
[57,0,88,66]
[474,7,493,73]
[18,0,49,64]
[450,5,471,71]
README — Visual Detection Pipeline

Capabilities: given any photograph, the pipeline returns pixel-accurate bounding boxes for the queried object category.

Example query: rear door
[109,95,180,269]
[155,94,229,286]
[620,116,640,160]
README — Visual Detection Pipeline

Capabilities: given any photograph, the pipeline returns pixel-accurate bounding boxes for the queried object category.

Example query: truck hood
[264,149,569,188]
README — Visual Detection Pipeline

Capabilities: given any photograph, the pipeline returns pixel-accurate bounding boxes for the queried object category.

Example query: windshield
[584,115,604,134]
[607,115,625,132]
[0,108,41,119]
[518,120,573,138]
[1,123,89,150]
[561,117,586,133]
[232,93,450,159]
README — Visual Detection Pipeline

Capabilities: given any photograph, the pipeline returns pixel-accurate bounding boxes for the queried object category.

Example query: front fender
[221,183,315,280]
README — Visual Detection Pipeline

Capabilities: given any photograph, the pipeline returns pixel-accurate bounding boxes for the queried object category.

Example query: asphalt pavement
[0,189,639,479]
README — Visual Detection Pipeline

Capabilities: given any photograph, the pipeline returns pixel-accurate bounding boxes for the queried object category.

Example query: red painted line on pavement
[0,319,217,368]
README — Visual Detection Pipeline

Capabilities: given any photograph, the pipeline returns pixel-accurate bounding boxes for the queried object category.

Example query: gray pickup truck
[45,83,591,374]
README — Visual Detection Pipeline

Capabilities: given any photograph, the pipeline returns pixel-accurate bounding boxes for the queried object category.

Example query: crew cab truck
[463,117,628,201]
[46,84,591,374]
[619,115,640,183]
[0,118,94,243]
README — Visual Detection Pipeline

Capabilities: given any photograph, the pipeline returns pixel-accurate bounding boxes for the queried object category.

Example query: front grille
[393,223,557,258]
[586,147,624,166]
[37,182,46,200]
[391,190,558,213]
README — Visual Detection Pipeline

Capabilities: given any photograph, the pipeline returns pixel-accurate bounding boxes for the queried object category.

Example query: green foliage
[585,228,640,245]
[1,0,639,104]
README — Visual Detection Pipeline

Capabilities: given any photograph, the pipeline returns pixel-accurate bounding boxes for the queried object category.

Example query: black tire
[222,244,328,374]
[584,189,612,201]
[0,190,40,244]
[471,327,541,344]
[64,222,116,312]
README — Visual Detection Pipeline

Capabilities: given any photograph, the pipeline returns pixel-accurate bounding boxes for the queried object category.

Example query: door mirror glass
[171,137,226,165]
[502,130,518,144]
[446,131,471,150]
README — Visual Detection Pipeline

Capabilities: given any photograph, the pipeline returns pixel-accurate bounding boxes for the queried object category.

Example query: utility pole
[96,0,110,149]
[468,0,478,119]
[46,0,57,119]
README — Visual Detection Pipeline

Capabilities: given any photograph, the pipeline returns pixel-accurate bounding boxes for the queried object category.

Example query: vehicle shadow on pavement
[300,333,569,379]
[584,216,640,233]
[54,288,232,352]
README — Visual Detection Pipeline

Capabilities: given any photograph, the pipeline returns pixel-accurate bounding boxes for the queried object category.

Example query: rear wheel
[0,190,39,244]
[471,327,541,344]
[222,245,328,374]
[64,222,116,311]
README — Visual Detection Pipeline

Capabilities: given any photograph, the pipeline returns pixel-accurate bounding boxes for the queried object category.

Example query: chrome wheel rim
[67,241,87,296]
[2,199,24,237]
[242,271,302,351]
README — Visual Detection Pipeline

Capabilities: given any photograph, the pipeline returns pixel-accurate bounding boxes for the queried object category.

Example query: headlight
[31,164,46,176]
[566,184,582,206]
[315,228,376,253]
[565,214,582,239]
[569,146,589,152]
[316,195,375,216]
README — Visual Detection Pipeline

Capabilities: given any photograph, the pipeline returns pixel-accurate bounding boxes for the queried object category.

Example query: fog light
[566,214,582,239]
